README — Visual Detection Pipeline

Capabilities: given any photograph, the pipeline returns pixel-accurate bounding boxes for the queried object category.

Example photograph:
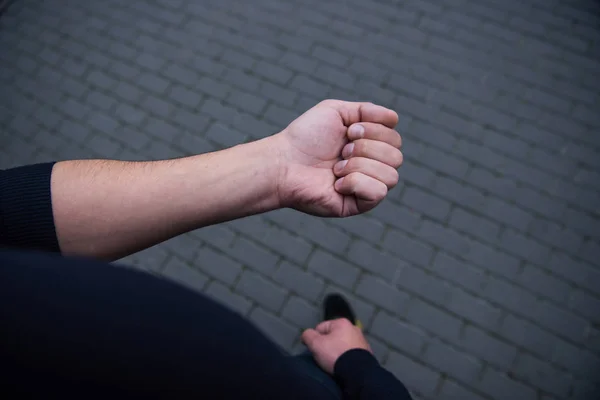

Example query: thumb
[301,328,321,349]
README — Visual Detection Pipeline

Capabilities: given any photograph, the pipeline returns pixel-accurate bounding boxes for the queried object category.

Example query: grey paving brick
[267,209,351,255]
[464,240,521,279]
[236,270,287,312]
[448,287,503,331]
[205,281,252,316]
[222,68,261,92]
[396,264,453,307]
[481,197,533,231]
[569,290,600,324]
[253,61,292,84]
[406,298,462,342]
[86,91,115,112]
[144,118,180,142]
[173,130,216,154]
[460,325,517,369]
[500,314,559,357]
[348,240,404,282]
[195,77,230,99]
[314,64,355,90]
[249,308,297,349]
[369,199,422,233]
[195,247,242,285]
[518,264,572,304]
[307,250,359,289]
[138,72,170,94]
[439,380,486,400]
[159,231,198,259]
[424,339,483,384]
[162,258,208,293]
[142,95,176,118]
[273,261,325,302]
[63,98,91,120]
[449,207,501,243]
[478,367,536,400]
[118,245,170,273]
[385,351,441,398]
[290,75,331,98]
[87,70,117,91]
[171,108,210,132]
[87,134,121,158]
[421,145,470,180]
[205,122,246,147]
[228,237,279,275]
[534,300,588,343]
[356,274,410,315]
[281,296,319,329]
[418,220,471,255]
[401,186,451,222]
[514,353,572,398]
[169,84,203,109]
[259,81,297,107]
[192,225,235,249]
[329,215,386,244]
[382,229,434,267]
[371,311,427,355]
[263,103,298,128]
[228,216,313,264]
[500,229,551,265]
[227,91,267,115]
[432,176,487,211]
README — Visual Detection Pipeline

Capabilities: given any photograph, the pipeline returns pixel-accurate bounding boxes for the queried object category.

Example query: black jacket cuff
[0,162,60,253]
[334,349,382,397]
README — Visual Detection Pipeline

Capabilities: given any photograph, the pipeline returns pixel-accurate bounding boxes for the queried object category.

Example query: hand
[301,318,372,375]
[272,100,403,217]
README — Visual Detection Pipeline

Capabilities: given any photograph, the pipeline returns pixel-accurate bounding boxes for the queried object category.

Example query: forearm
[52,136,282,260]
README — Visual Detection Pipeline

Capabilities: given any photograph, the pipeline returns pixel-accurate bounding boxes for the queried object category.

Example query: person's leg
[0,249,341,399]
[289,351,343,399]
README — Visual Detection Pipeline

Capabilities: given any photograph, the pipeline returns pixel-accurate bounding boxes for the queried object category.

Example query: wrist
[238,134,287,212]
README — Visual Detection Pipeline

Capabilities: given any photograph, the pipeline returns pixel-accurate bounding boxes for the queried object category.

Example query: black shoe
[323,293,360,327]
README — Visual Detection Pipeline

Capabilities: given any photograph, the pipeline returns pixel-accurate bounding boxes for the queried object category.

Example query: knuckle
[345,172,360,187]
[336,318,353,329]
[345,157,362,173]
[355,139,368,156]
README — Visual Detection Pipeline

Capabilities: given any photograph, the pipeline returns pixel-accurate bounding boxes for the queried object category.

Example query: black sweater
[0,163,412,400]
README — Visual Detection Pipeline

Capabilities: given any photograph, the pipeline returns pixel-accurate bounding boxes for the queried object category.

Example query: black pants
[0,249,341,399]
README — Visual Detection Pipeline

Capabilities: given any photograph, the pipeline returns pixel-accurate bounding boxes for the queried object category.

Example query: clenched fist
[272,100,403,217]
[301,318,372,374]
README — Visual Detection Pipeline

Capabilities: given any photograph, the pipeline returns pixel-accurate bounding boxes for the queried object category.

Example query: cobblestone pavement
[1,0,600,398]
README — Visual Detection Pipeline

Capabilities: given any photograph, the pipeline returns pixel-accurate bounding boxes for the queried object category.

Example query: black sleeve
[334,349,413,400]
[0,163,60,252]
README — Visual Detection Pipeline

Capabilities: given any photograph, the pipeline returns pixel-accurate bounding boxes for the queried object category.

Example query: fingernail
[335,177,344,189]
[342,143,354,158]
[348,124,364,139]
[335,159,348,172]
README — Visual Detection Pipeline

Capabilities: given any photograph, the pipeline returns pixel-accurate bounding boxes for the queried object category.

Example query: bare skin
[52,100,402,260]
[301,318,372,374]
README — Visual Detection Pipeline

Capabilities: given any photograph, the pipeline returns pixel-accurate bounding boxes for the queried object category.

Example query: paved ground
[1,0,600,398]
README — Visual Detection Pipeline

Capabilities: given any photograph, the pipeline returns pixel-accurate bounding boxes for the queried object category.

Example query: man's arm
[302,319,413,400]
[2,100,402,260]
[51,137,282,260]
